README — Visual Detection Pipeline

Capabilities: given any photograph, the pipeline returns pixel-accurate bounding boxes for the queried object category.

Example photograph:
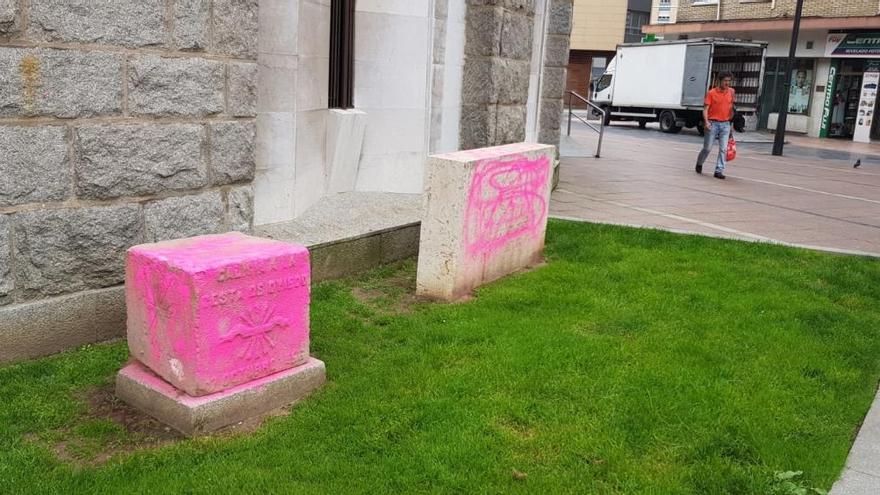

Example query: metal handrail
[566,91,606,158]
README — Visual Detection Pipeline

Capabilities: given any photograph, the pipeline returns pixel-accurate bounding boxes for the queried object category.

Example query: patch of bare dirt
[85,385,183,445]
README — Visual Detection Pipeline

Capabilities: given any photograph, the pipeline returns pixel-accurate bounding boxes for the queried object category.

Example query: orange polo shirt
[705,87,735,122]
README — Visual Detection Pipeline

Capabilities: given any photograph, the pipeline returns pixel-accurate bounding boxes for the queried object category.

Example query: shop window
[787,59,815,115]
[329,0,355,109]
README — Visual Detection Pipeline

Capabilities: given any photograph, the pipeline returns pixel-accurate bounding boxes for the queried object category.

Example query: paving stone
[464,5,502,57]
[76,123,207,199]
[213,0,259,58]
[13,205,142,299]
[228,62,258,117]
[547,0,573,35]
[0,0,19,37]
[173,0,210,51]
[0,215,10,305]
[541,98,564,131]
[27,0,165,47]
[466,0,535,16]
[460,104,496,150]
[0,125,70,206]
[500,10,533,60]
[128,55,225,117]
[463,57,530,105]
[227,185,254,233]
[544,33,571,67]
[143,191,225,243]
[0,48,123,118]
[211,121,256,185]
[494,104,526,144]
[542,66,567,99]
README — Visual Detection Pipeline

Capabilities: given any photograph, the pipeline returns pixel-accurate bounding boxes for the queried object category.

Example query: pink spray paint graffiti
[463,154,550,258]
[125,233,311,396]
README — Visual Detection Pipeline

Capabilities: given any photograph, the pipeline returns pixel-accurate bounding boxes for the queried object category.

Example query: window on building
[758,58,816,129]
[591,57,608,80]
[329,0,355,109]
[625,10,650,42]
[787,59,815,115]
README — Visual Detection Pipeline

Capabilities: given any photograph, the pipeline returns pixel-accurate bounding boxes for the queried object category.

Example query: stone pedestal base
[116,357,326,437]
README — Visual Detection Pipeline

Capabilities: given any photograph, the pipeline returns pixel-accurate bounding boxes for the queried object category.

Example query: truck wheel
[638,119,648,129]
[696,121,706,136]
[659,111,681,134]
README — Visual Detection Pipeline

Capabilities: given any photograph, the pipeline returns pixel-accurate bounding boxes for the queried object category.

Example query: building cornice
[643,15,880,35]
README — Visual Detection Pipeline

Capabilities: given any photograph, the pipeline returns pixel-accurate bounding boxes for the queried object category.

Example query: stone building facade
[0,0,572,363]
[460,0,572,148]
[0,0,256,361]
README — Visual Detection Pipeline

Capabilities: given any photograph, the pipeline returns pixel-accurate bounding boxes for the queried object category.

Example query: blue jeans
[696,121,731,173]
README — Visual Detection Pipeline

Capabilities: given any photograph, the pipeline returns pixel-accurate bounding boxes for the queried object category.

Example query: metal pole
[596,108,605,158]
[567,92,572,136]
[772,0,805,156]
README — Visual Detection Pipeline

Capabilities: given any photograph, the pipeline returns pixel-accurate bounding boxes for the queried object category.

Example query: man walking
[696,72,735,180]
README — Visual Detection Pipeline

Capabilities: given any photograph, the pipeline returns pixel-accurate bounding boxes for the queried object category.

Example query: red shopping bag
[726,136,737,162]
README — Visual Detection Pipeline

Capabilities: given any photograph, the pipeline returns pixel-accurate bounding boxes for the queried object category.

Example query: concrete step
[255,192,423,282]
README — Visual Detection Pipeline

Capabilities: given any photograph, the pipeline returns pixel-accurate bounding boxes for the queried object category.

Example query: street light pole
[772,0,806,156]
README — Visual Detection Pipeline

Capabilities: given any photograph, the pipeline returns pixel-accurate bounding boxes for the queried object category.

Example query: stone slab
[126,233,311,396]
[0,287,125,364]
[256,192,422,247]
[116,358,325,437]
[417,142,555,301]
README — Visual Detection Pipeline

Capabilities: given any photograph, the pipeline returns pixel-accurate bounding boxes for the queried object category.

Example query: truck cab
[592,60,615,106]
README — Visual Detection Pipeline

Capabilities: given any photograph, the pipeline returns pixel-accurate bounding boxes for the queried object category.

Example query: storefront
[819,32,880,143]
[751,29,828,137]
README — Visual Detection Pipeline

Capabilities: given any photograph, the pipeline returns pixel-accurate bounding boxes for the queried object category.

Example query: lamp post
[772,0,806,156]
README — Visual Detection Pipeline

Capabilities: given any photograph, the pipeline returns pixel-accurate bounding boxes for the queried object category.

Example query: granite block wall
[0,0,257,362]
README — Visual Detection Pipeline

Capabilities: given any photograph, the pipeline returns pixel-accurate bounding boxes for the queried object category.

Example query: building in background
[651,0,678,26]
[566,0,651,105]
[625,0,653,43]
[644,0,880,143]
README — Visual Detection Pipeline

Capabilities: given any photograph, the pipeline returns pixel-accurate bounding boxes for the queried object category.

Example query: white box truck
[591,38,768,134]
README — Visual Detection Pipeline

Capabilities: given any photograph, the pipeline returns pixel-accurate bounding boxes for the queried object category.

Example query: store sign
[826,33,880,58]
[819,61,839,138]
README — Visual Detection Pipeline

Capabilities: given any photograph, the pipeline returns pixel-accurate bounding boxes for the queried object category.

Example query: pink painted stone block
[125,232,311,397]
[417,142,556,300]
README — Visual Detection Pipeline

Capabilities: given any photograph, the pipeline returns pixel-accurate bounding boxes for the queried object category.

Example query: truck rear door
[681,44,712,107]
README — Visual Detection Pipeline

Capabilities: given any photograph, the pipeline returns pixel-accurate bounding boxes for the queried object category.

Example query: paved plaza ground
[553,121,880,257]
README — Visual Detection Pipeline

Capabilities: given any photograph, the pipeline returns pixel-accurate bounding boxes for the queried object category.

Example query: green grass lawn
[1,220,879,494]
